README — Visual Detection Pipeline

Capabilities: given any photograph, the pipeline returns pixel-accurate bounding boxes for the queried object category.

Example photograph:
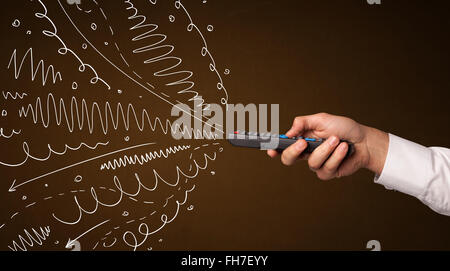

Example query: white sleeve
[374,133,450,216]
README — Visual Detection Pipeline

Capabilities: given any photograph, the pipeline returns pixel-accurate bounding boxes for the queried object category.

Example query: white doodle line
[65,219,110,248]
[52,150,216,226]
[125,0,212,113]
[95,140,215,248]
[100,144,191,170]
[8,142,156,192]
[7,47,62,86]
[90,0,134,70]
[75,3,91,13]
[0,186,120,232]
[35,0,110,89]
[2,91,28,100]
[174,0,229,106]
[122,184,196,250]
[8,226,50,251]
[0,140,109,167]
[0,128,21,139]
[58,0,224,134]
[19,93,219,139]
[97,181,191,250]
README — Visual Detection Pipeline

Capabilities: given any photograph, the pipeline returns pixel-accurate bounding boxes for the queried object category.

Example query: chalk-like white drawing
[366,240,381,251]
[2,0,226,251]
[8,226,50,251]
[8,48,62,86]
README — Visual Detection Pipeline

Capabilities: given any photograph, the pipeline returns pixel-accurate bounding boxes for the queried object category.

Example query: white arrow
[65,219,110,249]
[8,142,156,192]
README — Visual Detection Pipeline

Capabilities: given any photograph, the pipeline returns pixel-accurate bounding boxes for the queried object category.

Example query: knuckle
[316,112,329,119]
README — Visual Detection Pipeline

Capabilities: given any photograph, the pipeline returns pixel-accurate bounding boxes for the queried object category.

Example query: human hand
[267,113,388,180]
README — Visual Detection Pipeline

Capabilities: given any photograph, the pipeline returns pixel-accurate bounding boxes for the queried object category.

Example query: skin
[267,113,389,180]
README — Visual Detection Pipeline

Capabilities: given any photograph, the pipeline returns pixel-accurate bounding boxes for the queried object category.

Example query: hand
[267,113,389,180]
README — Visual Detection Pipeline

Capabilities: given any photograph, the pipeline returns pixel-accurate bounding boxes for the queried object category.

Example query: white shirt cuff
[374,133,433,198]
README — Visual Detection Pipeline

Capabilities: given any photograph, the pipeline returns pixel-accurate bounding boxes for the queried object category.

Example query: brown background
[1,0,450,250]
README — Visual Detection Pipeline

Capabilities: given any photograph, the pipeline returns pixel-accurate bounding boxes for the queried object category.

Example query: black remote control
[228,131,355,158]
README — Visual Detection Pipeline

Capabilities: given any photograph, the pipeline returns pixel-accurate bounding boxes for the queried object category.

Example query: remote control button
[279,134,288,139]
[305,137,316,142]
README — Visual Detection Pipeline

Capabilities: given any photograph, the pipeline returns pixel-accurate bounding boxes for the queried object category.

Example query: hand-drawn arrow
[8,142,156,192]
[65,219,110,249]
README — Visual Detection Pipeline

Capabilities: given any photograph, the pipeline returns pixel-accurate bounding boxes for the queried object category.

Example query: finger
[281,139,307,166]
[307,135,340,171]
[316,142,348,180]
[285,113,326,138]
[267,149,278,158]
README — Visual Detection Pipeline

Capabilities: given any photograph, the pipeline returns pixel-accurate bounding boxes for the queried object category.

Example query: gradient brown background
[1,0,450,250]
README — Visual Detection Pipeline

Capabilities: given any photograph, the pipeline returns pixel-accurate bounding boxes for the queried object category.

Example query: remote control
[228,131,355,158]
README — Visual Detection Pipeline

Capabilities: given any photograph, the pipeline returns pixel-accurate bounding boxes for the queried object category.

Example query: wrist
[362,125,389,175]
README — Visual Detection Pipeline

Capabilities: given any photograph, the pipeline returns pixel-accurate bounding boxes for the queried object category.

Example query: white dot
[91,23,97,30]
[12,19,20,28]
[207,25,214,32]
[169,15,175,22]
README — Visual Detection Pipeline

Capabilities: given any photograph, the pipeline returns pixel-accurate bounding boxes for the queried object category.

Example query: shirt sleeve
[374,133,450,216]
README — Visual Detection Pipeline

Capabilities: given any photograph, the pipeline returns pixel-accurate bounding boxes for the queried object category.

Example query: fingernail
[328,136,339,147]
[296,140,306,151]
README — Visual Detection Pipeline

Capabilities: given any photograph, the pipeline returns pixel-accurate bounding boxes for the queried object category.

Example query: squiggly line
[52,151,216,225]
[19,93,219,138]
[124,0,205,108]
[57,0,223,133]
[0,140,109,167]
[7,142,156,192]
[35,0,110,89]
[174,0,229,107]
[0,128,21,139]
[8,226,50,251]
[75,3,91,13]
[2,91,28,100]
[7,48,62,86]
[100,144,191,170]
[123,184,196,251]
